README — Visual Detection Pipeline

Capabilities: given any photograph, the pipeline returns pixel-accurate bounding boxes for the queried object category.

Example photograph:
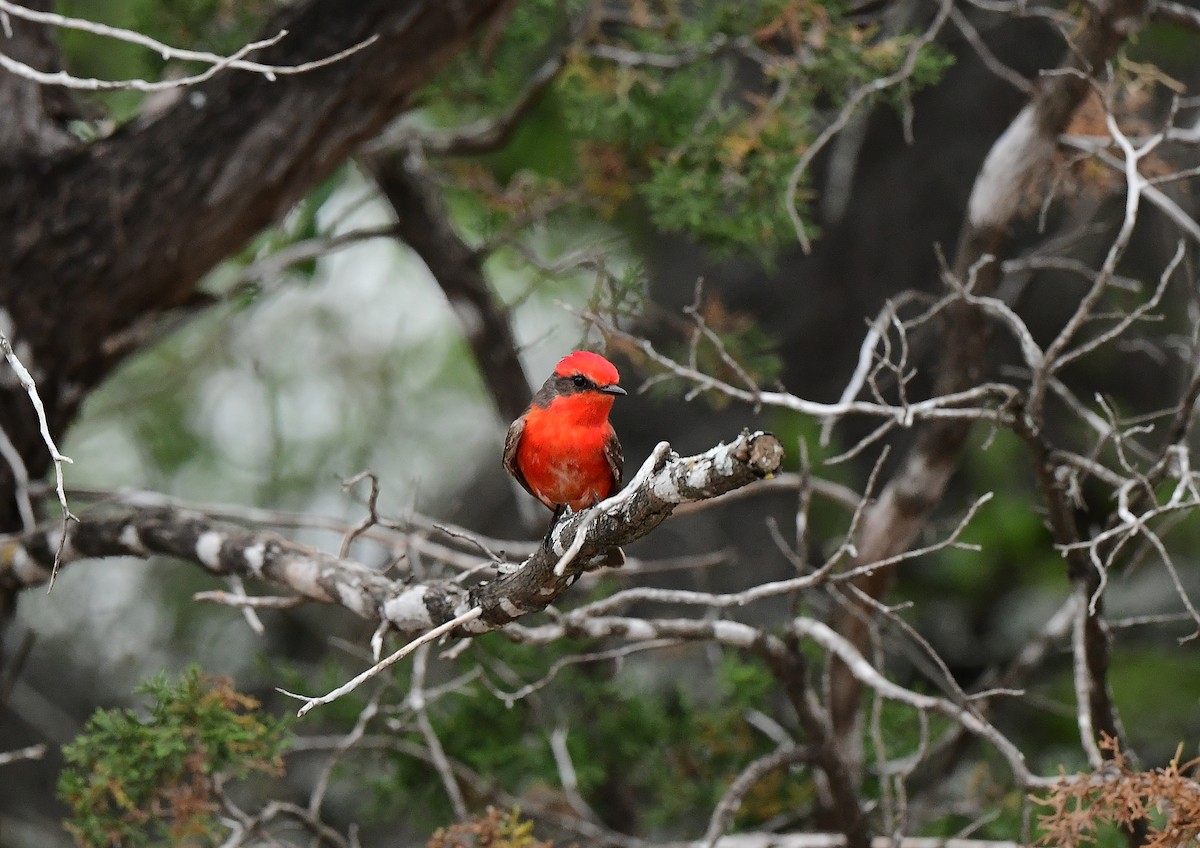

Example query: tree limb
[0,0,512,531]
[0,431,783,633]
[374,50,567,157]
[1151,0,1200,31]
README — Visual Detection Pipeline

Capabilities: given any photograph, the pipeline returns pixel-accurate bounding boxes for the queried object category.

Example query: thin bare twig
[0,3,379,91]
[0,743,47,766]
[411,643,468,820]
[785,0,956,252]
[0,331,74,589]
[702,745,812,848]
[280,607,483,717]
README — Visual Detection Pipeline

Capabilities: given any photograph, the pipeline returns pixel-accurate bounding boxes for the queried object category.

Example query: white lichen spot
[195,531,224,568]
[686,462,711,490]
[118,524,149,555]
[651,476,683,502]
[713,619,755,647]
[498,597,522,618]
[383,586,432,629]
[621,619,657,640]
[242,542,266,576]
[281,557,326,599]
[336,583,366,616]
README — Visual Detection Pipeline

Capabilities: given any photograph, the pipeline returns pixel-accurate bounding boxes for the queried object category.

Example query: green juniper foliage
[368,636,805,832]
[423,0,953,259]
[58,667,289,848]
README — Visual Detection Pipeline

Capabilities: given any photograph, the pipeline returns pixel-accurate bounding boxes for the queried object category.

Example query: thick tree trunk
[0,0,509,531]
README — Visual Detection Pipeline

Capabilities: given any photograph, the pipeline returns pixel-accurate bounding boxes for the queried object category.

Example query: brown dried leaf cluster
[428,807,557,848]
[1033,734,1200,847]
[1056,70,1181,203]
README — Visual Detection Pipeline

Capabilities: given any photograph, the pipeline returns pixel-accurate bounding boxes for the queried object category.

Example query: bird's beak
[599,383,627,396]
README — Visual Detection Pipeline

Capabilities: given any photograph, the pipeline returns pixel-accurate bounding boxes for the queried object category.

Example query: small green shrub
[58,667,289,848]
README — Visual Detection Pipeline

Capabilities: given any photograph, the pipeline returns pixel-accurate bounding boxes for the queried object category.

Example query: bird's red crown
[553,350,620,385]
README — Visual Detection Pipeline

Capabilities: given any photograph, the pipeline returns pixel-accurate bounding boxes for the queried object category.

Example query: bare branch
[791,619,1046,789]
[1059,136,1200,246]
[828,0,1152,749]
[485,639,680,706]
[702,745,812,848]
[1151,0,1200,31]
[410,643,468,819]
[0,330,73,587]
[1070,585,1107,769]
[279,607,484,717]
[549,726,603,824]
[193,590,304,610]
[0,743,46,767]
[306,694,380,822]
[1027,108,1164,425]
[1,432,783,638]
[0,2,379,91]
[586,309,1019,425]
[785,0,957,253]
[508,614,1055,796]
[947,6,1033,95]
[563,492,991,618]
[338,470,384,559]
[0,424,34,531]
[373,51,567,157]
[672,472,863,515]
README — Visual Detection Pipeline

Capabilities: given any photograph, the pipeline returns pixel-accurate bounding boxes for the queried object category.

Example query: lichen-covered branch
[0,431,782,634]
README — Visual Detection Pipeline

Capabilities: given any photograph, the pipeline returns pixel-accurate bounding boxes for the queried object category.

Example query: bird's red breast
[516,400,621,510]
[503,351,625,512]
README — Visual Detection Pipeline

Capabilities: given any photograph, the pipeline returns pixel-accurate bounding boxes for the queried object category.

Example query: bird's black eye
[572,374,588,389]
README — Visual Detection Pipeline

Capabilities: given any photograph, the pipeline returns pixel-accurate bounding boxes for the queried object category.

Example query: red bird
[504,351,626,523]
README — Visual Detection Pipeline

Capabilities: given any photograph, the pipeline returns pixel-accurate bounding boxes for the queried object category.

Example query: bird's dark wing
[604,426,624,495]
[600,429,627,568]
[502,414,536,499]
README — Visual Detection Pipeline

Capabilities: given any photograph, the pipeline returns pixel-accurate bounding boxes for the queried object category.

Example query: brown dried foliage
[1033,734,1200,847]
[428,807,557,848]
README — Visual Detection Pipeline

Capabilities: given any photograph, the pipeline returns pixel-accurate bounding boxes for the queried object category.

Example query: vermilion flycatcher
[503,350,626,527]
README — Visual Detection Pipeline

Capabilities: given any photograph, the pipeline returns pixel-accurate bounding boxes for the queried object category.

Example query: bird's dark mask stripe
[530,372,619,408]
